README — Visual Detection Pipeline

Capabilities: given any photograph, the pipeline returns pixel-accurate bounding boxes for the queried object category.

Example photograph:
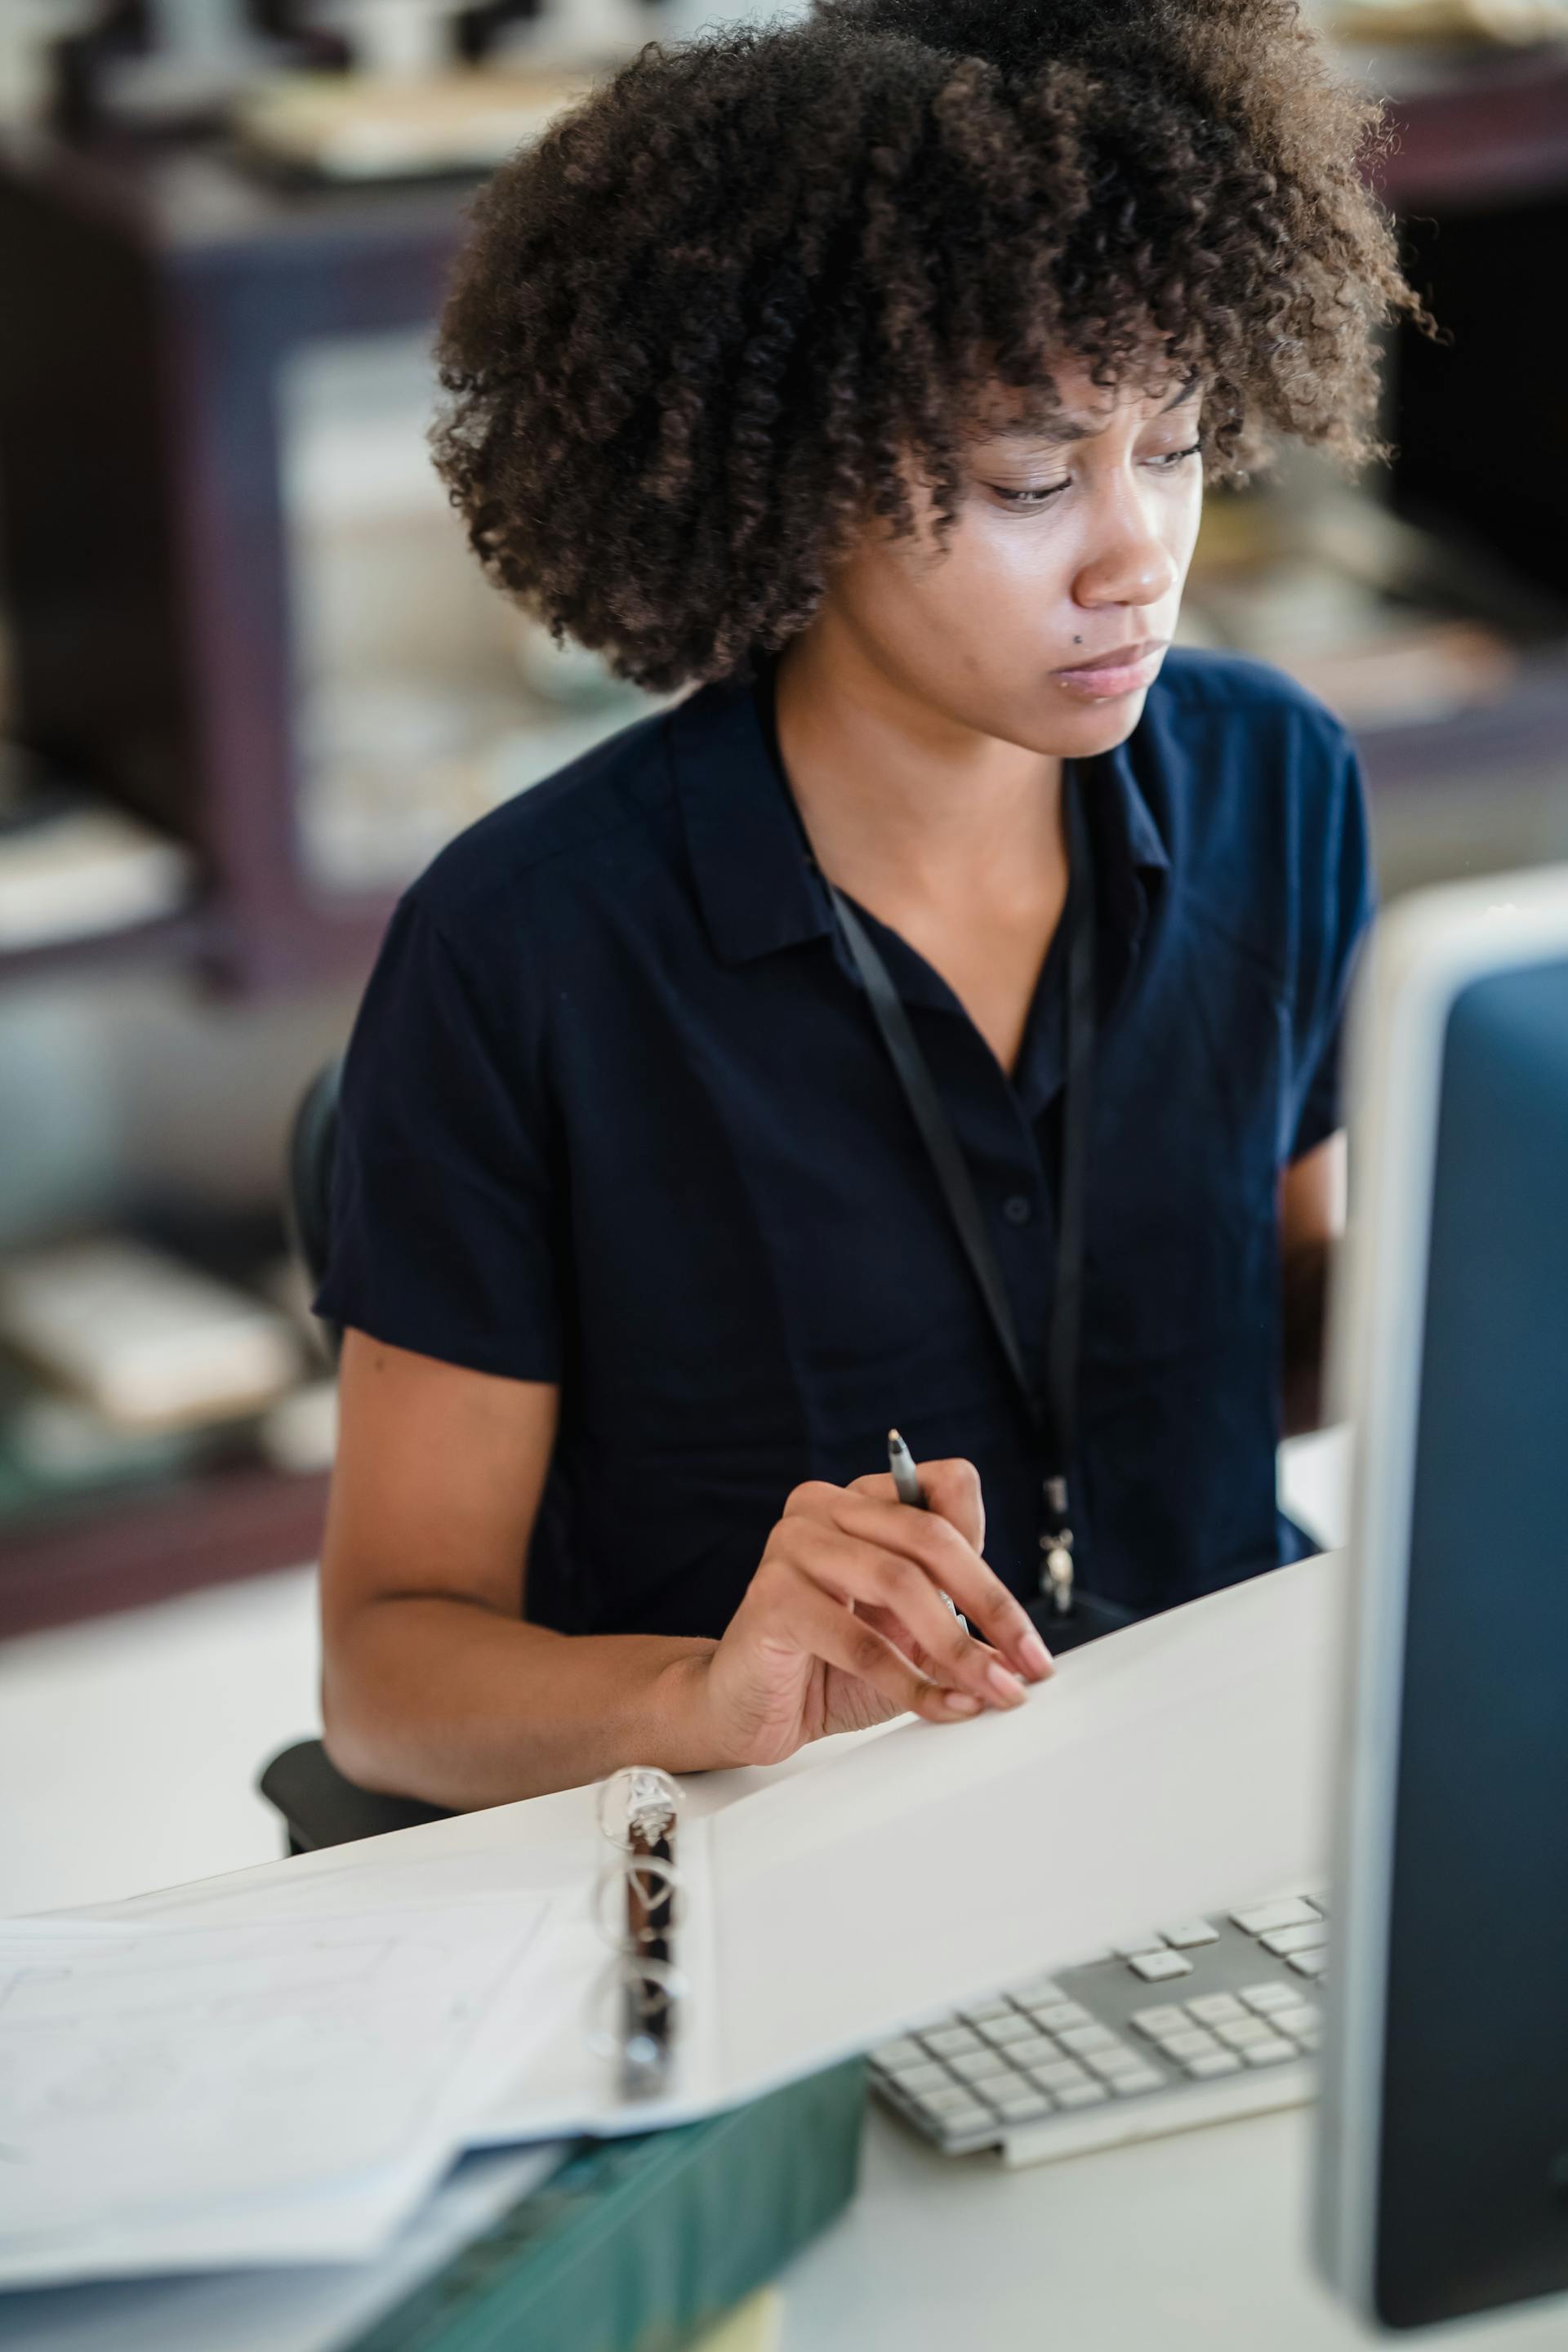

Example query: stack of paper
[0,1894,565,2287]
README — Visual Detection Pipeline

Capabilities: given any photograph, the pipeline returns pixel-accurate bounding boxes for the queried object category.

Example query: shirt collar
[670,657,1172,975]
[670,665,834,969]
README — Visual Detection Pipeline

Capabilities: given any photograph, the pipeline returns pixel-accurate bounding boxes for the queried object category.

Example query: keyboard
[870,1890,1328,2166]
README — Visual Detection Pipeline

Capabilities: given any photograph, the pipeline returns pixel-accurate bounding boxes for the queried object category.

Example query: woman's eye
[987,443,1200,508]
[989,480,1069,507]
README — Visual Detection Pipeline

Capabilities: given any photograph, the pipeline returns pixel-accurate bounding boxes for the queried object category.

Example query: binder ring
[595,1766,681,1851]
[585,1953,689,2081]
[592,1851,684,1953]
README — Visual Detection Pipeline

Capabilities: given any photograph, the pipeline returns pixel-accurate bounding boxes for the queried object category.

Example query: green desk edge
[343,2058,867,2352]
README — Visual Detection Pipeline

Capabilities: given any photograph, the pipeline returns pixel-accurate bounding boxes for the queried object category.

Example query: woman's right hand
[691,1458,1054,1770]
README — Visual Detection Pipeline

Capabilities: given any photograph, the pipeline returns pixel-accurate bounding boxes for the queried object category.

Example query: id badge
[1026,1587,1139,1653]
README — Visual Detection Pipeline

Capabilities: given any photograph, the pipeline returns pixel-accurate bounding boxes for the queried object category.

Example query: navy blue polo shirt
[315,648,1373,1637]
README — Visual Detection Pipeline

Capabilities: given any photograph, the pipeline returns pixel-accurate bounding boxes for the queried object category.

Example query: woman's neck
[772,624,1066,924]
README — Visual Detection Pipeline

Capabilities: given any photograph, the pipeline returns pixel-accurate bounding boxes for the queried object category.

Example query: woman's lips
[1050,640,1167,699]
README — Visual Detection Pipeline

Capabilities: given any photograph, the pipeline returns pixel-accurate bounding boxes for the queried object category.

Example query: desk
[782,2107,1566,2352]
[9,1543,1565,2350]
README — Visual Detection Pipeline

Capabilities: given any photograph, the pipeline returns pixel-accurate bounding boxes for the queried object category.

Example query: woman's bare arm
[319,1330,720,1808]
[319,1330,1051,1811]
[1279,1131,1348,1438]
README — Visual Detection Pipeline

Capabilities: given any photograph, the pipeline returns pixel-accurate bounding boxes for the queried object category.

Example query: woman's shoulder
[1150,645,1352,751]
[1143,646,1361,853]
[1138,648,1369,982]
[407,702,678,942]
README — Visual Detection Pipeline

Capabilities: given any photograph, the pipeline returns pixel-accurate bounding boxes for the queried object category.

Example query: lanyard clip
[1040,1475,1075,1615]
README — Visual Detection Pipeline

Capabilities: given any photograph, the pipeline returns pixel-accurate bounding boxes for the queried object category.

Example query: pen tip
[888,1427,903,1448]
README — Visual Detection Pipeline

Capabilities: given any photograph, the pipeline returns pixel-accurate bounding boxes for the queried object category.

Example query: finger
[761,1569,988,1726]
[826,1493,1052,1684]
[858,1609,1009,1683]
[916,1458,986,1553]
[846,1457,984,1551]
[785,1522,1028,1709]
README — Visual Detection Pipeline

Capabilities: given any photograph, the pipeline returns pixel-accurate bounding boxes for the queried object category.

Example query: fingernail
[941,1690,982,1717]
[987,1662,1027,1706]
[1019,1631,1054,1678]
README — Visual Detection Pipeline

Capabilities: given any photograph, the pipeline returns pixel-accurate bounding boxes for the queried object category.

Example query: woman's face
[824,362,1205,759]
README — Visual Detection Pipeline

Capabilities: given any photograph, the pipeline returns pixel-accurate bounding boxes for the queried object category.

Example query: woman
[314,0,1421,1809]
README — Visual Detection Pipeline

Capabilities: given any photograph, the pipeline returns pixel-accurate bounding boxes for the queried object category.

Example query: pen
[888,1428,963,1623]
[887,1426,924,1510]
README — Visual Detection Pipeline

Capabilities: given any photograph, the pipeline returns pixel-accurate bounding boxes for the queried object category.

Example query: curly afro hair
[432,0,1423,694]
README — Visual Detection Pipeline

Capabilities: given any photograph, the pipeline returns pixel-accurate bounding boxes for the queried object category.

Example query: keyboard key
[1131,2006,1187,2038]
[1111,2069,1165,2096]
[924,2025,982,2056]
[951,2049,1013,2082]
[1031,2002,1092,2032]
[1289,1950,1328,1979]
[1006,2035,1060,2067]
[1089,2047,1149,2081]
[1243,2037,1298,2066]
[1232,1896,1319,1936]
[958,1998,1014,2025]
[1009,1976,1067,2006]
[1111,1933,1167,1958]
[985,2084,1054,2122]
[914,2085,992,2126]
[1157,2029,1219,2061]
[980,2014,1038,2046]
[1056,2024,1116,2054]
[1129,1949,1193,1983]
[1187,1993,1245,2025]
[1216,2018,1276,2049]
[874,2038,924,2069]
[1186,2050,1243,2078]
[893,2062,957,2095]
[1158,1920,1220,1949]
[1241,1984,1299,2015]
[1053,2079,1109,2108]
[1030,2060,1089,2091]
[1272,2005,1321,2039]
[1261,1922,1328,1958]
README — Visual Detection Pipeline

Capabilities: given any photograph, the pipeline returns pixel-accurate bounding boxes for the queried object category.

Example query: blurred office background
[2,0,1568,1911]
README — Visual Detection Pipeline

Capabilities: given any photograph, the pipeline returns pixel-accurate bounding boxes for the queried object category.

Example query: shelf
[0,1459,330,1640]
[1352,648,1568,792]
[0,903,214,993]
[1374,43,1568,212]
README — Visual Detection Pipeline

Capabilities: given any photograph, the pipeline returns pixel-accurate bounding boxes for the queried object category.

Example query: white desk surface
[781,2106,1567,2352]
[9,1430,1563,2351]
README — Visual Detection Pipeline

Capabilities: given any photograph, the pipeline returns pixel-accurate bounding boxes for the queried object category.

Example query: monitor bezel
[1314,862,1568,2319]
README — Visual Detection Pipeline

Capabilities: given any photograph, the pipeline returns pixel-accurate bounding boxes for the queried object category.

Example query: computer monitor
[1316,866,1568,2331]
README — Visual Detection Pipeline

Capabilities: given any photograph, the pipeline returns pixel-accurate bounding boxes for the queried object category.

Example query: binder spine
[593,1766,687,2100]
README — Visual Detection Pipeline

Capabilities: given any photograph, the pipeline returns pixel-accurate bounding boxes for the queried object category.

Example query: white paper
[711,1552,1340,2097]
[0,2146,566,2352]
[0,1892,556,2288]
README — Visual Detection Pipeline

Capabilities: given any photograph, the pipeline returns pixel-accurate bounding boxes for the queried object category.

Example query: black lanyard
[826,766,1097,1615]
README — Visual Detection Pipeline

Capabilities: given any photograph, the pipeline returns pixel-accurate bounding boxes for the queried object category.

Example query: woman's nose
[1071,484,1181,612]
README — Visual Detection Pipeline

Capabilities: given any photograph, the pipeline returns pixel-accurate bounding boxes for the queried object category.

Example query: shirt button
[1003,1195,1033,1226]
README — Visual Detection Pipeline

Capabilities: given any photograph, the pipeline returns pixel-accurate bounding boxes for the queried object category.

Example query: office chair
[257,1058,456,1855]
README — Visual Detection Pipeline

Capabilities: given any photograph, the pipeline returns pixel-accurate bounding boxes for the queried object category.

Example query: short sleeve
[1287,731,1376,1162]
[312,893,563,1381]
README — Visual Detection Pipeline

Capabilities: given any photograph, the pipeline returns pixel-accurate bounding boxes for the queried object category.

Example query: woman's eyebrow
[982,381,1201,448]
